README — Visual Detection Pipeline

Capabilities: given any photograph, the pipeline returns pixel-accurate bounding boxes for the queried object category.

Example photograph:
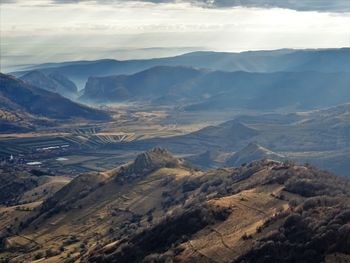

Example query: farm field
[0,106,237,176]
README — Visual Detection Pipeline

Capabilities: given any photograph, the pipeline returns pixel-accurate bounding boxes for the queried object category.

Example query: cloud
[4,0,350,12]
[0,0,18,3]
[209,0,350,12]
[1,0,349,71]
[47,0,350,13]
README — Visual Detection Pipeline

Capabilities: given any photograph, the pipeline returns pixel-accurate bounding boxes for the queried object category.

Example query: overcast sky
[1,0,350,71]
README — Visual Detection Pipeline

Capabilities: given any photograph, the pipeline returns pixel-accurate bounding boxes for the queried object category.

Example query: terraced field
[0,132,137,157]
[0,137,72,157]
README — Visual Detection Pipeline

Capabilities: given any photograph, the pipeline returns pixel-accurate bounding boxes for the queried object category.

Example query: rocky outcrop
[115,148,181,183]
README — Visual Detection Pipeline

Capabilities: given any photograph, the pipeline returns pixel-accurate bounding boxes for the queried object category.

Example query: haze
[1,0,350,71]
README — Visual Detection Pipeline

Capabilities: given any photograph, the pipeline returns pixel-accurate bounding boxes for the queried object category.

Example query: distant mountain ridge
[80,66,204,102]
[79,66,350,111]
[11,48,350,89]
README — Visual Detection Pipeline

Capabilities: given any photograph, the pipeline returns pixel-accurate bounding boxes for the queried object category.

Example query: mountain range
[79,66,350,111]
[12,48,350,89]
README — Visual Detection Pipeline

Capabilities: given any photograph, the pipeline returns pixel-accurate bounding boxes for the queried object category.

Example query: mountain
[41,148,183,213]
[48,72,78,95]
[225,142,285,166]
[175,48,350,73]
[20,70,78,98]
[81,66,203,102]
[181,70,350,111]
[79,66,350,111]
[0,73,110,132]
[1,149,349,262]
[12,48,350,88]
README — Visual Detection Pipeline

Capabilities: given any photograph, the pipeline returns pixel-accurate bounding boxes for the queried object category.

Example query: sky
[1,0,350,72]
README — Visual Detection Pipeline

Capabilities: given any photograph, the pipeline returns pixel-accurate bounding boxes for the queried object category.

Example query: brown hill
[0,166,70,206]
[0,149,349,262]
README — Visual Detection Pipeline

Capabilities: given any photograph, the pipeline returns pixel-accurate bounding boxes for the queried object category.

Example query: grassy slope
[0,150,349,263]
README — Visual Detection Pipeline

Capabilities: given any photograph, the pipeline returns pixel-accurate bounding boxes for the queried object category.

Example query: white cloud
[4,0,350,12]
[1,0,349,71]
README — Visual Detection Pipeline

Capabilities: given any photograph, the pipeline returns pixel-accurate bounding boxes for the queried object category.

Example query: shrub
[33,252,44,260]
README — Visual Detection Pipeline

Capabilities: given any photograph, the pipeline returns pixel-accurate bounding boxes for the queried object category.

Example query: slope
[226,142,285,166]
[1,149,349,262]
[81,66,203,103]
[0,73,110,127]
[20,71,78,98]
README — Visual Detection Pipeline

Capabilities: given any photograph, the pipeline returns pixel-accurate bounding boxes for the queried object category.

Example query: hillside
[0,73,110,132]
[0,148,349,262]
[12,48,350,88]
[226,142,285,167]
[185,150,224,169]
[119,120,260,154]
[20,71,78,98]
[0,165,70,237]
[0,165,70,206]
[79,66,350,111]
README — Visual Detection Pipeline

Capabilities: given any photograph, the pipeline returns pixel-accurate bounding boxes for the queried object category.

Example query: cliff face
[81,75,129,102]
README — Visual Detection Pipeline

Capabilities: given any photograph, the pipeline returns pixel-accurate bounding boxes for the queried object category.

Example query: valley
[1,0,350,261]
[2,97,350,178]
[0,103,239,176]
[1,47,350,262]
